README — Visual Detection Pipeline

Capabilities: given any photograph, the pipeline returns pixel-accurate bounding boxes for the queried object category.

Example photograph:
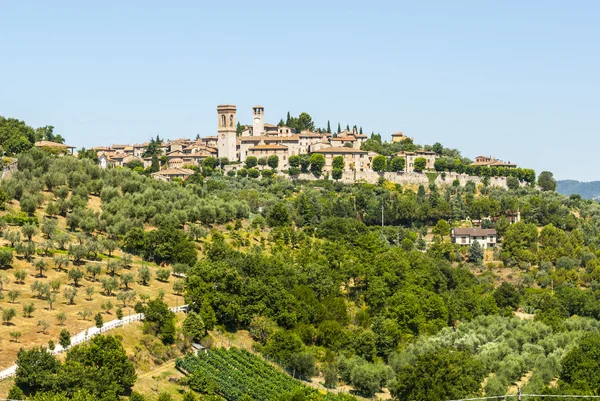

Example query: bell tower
[252,105,264,136]
[217,104,237,162]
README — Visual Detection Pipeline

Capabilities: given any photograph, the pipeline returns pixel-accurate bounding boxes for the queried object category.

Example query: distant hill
[557,180,600,200]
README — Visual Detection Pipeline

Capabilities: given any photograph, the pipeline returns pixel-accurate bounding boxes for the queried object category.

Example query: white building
[451,228,497,249]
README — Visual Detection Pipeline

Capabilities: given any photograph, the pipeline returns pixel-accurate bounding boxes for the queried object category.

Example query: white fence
[0,305,189,381]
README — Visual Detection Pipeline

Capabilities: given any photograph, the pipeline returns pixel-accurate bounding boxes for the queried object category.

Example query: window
[461,237,467,244]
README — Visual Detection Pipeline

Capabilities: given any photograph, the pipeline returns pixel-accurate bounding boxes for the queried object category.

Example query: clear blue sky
[1,1,598,180]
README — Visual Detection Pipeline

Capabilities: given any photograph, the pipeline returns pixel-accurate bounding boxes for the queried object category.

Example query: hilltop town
[42,104,530,186]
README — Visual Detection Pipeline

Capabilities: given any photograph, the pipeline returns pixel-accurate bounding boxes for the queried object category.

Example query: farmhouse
[451,228,497,249]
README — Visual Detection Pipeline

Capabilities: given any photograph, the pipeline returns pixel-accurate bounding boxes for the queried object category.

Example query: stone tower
[217,104,237,162]
[252,105,264,136]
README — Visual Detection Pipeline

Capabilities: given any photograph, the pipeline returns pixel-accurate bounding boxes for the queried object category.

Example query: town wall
[291,171,511,189]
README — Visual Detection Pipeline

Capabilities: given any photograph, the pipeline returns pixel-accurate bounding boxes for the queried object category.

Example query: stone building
[312,147,371,171]
[395,149,439,172]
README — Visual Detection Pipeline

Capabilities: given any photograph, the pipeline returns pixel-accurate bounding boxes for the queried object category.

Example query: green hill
[557,179,600,200]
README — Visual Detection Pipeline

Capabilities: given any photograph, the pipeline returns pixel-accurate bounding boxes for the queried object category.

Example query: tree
[247,168,260,178]
[390,348,485,401]
[332,156,345,170]
[432,142,443,154]
[267,202,290,227]
[94,313,104,329]
[8,289,20,303]
[85,286,95,301]
[372,155,387,172]
[63,286,78,305]
[23,302,35,318]
[14,347,59,394]
[390,157,406,172]
[468,240,483,265]
[182,311,206,342]
[54,255,70,271]
[120,272,134,289]
[288,352,316,380]
[59,329,71,348]
[63,335,136,398]
[101,277,118,296]
[332,168,343,180]
[492,282,520,310]
[289,155,300,168]
[151,153,160,173]
[22,222,38,242]
[101,300,114,314]
[86,264,101,280]
[3,307,16,325]
[245,156,258,169]
[413,157,427,172]
[432,220,451,236]
[37,319,50,334]
[138,265,151,285]
[13,269,26,284]
[68,268,84,286]
[56,311,67,326]
[106,259,122,276]
[117,290,136,307]
[156,268,171,282]
[538,171,557,191]
[506,176,520,190]
[0,248,13,268]
[267,155,279,169]
[309,154,325,175]
[116,307,123,320]
[41,217,58,238]
[560,333,600,393]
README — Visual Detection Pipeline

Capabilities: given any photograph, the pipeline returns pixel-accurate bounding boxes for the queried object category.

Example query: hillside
[557,179,600,200]
[2,148,600,400]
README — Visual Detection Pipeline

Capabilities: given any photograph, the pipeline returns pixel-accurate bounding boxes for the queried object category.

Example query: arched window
[221,115,226,127]
[230,115,233,127]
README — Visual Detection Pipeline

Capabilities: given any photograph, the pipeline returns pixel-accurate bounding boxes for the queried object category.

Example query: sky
[1,1,599,180]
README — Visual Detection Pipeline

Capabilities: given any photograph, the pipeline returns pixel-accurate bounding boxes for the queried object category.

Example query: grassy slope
[0,194,186,370]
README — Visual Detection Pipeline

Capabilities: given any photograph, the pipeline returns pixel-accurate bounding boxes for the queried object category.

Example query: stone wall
[292,171,511,189]
[222,164,514,189]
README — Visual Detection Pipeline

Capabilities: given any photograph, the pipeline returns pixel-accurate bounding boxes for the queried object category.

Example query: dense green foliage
[6,146,600,399]
[14,335,135,400]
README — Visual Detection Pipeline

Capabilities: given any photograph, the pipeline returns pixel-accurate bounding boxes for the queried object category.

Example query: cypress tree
[360,127,363,135]
[327,121,331,133]
[151,153,159,173]
[337,123,341,134]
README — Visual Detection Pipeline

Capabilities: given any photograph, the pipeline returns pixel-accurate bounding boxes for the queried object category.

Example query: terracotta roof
[313,147,368,154]
[34,141,74,149]
[240,136,266,142]
[166,151,186,158]
[264,123,277,128]
[298,133,323,138]
[169,158,183,163]
[111,144,128,148]
[331,136,357,141]
[248,144,288,151]
[453,228,497,236]
[391,132,406,137]
[152,167,195,176]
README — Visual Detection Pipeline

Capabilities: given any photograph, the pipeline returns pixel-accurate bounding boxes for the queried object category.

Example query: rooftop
[313,146,368,154]
[453,228,497,236]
